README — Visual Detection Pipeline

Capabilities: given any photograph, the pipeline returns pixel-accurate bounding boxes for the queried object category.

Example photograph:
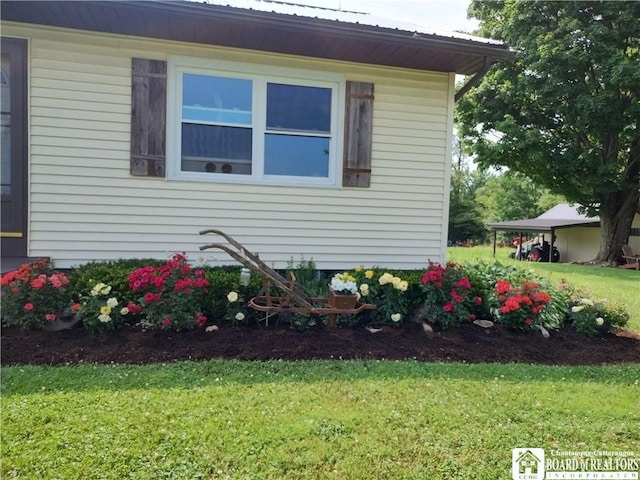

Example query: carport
[487,204,600,263]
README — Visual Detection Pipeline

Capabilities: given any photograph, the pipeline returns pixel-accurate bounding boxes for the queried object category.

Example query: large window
[169,57,343,186]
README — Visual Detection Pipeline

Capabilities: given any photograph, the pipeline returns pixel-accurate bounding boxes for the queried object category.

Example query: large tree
[457,0,640,263]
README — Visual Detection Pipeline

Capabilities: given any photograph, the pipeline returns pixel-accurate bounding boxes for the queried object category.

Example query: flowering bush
[491,279,552,330]
[569,297,629,336]
[77,282,134,333]
[330,272,358,295]
[348,267,409,325]
[127,253,209,331]
[224,289,255,325]
[0,260,72,329]
[419,261,477,329]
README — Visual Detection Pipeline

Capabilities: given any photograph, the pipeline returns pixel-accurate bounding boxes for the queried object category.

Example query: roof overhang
[1,0,514,76]
[487,218,600,233]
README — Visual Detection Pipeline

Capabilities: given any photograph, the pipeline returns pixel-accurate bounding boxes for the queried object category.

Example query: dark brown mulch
[1,321,639,366]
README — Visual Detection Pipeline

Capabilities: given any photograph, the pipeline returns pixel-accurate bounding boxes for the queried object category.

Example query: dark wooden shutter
[343,81,374,187]
[130,58,167,177]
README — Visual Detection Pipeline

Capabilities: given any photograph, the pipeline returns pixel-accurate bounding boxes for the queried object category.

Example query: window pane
[267,83,331,133]
[264,134,329,177]
[182,124,252,175]
[182,74,252,125]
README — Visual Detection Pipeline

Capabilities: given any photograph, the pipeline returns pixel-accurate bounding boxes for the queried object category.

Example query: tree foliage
[457,0,640,262]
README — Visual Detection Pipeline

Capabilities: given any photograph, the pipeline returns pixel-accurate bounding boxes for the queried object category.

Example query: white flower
[98,314,111,323]
[235,312,245,321]
[580,298,595,306]
[391,313,401,322]
[120,307,129,315]
[379,273,394,286]
[227,291,239,303]
[595,317,604,326]
[571,305,585,313]
[359,284,369,296]
[91,282,107,296]
[106,297,118,308]
[330,275,357,294]
[397,280,408,292]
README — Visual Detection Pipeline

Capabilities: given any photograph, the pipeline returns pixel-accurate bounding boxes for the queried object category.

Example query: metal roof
[487,204,600,232]
[1,0,514,75]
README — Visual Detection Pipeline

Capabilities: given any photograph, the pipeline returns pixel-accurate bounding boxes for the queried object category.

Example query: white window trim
[167,56,345,188]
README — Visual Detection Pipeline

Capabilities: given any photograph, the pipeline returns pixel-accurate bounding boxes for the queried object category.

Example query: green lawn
[2,361,638,479]
[448,246,640,332]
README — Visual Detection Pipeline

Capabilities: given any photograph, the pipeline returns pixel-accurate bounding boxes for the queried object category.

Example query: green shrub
[205,266,262,325]
[67,258,164,302]
[570,298,630,336]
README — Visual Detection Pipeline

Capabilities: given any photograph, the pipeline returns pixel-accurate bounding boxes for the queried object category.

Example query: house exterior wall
[3,23,454,270]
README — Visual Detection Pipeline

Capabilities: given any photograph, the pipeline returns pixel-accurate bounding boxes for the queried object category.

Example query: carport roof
[487,204,600,232]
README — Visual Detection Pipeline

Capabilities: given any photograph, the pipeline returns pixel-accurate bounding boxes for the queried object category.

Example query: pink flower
[469,314,476,320]
[524,319,532,325]
[474,296,482,305]
[45,313,57,321]
[163,317,171,326]
[443,301,454,313]
[24,303,34,311]
[144,292,155,304]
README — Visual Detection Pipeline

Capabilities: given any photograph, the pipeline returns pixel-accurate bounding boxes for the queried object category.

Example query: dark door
[1,37,28,257]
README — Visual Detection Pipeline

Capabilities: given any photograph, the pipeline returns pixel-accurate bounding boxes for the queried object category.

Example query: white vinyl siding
[5,23,453,269]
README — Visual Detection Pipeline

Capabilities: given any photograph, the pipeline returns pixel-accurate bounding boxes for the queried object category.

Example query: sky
[286,0,479,34]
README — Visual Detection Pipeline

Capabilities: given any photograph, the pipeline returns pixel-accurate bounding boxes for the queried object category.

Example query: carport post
[492,230,497,257]
[550,228,555,263]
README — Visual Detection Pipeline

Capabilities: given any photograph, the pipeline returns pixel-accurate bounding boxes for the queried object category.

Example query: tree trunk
[596,189,640,264]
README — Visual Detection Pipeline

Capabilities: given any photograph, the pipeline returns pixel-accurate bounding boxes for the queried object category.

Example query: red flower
[474,296,482,305]
[144,292,155,305]
[45,313,57,321]
[163,317,171,326]
[30,276,46,290]
[455,278,471,290]
[443,301,455,313]
[71,303,81,312]
[24,303,34,311]
[469,314,476,320]
[524,319,532,325]
[495,280,511,295]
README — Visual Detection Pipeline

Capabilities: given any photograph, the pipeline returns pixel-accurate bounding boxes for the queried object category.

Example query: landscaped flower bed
[0,254,630,338]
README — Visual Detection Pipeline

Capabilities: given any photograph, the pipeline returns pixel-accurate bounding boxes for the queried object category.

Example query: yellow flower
[365,270,374,279]
[580,298,594,306]
[355,265,363,272]
[227,291,239,303]
[120,307,129,315]
[235,312,245,321]
[379,273,394,285]
[91,282,107,296]
[571,305,585,313]
[100,306,112,315]
[359,284,369,296]
[391,313,401,322]
[595,317,604,326]
[398,280,408,292]
[98,314,111,323]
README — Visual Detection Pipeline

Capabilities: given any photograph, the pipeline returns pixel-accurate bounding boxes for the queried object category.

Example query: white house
[0,0,513,270]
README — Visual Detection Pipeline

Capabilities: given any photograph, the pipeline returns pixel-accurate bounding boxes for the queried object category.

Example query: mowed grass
[448,246,640,332]
[2,360,639,480]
